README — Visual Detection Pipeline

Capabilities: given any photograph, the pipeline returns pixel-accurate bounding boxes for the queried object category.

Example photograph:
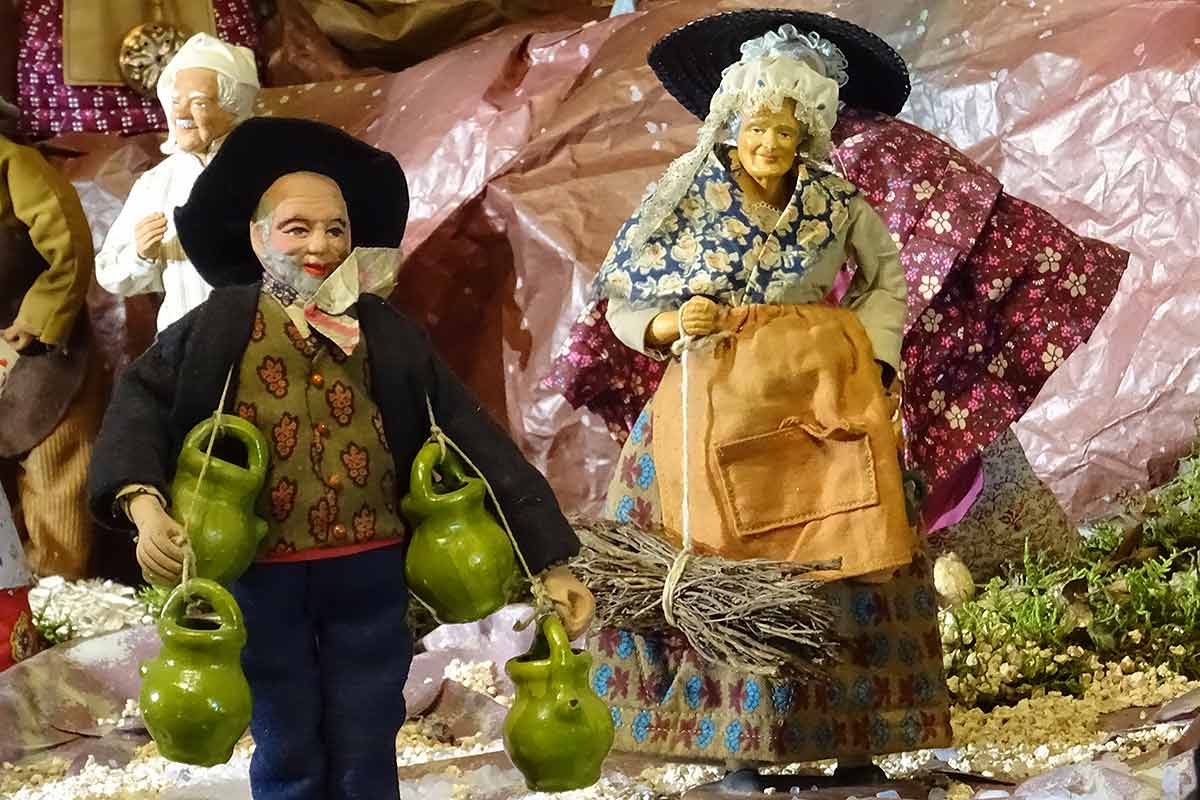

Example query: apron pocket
[713,422,879,537]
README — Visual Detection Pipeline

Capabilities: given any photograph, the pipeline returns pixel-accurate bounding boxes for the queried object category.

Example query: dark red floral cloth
[15,0,259,138]
[544,109,1129,500]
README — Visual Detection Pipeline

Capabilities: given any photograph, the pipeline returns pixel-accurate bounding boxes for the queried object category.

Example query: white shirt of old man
[94,149,216,331]
[94,32,259,332]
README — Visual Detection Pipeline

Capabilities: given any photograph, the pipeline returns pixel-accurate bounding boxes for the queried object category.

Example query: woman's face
[736,98,802,181]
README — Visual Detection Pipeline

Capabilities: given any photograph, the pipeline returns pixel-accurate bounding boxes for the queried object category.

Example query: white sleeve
[606,297,669,360]
[95,170,167,297]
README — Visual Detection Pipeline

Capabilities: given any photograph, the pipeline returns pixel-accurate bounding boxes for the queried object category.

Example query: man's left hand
[541,566,596,640]
[1,323,37,352]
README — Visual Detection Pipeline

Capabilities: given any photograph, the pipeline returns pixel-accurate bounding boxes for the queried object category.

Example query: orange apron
[652,304,915,582]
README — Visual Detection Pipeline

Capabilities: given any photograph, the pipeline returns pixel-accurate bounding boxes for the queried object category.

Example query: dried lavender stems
[569,517,839,677]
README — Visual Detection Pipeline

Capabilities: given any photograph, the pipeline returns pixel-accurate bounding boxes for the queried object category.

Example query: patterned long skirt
[590,401,953,764]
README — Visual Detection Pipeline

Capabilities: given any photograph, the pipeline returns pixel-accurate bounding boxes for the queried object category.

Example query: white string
[171,366,234,619]
[659,315,732,627]
[679,317,692,555]
[422,394,552,632]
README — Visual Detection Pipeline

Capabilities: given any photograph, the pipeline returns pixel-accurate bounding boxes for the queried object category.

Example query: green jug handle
[539,614,575,668]
[181,414,269,481]
[437,447,473,489]
[161,578,246,636]
[407,441,485,513]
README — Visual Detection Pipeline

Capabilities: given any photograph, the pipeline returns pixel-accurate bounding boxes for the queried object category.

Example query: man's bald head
[253,171,345,222]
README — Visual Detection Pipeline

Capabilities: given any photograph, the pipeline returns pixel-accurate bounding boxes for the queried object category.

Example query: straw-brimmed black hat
[175,117,408,288]
[648,9,910,120]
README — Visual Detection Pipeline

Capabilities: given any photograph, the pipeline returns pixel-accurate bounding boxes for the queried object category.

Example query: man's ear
[248,219,265,261]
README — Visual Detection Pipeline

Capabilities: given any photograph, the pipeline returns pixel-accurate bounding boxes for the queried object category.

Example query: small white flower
[947,160,967,172]
[945,404,970,429]
[656,273,685,295]
[703,249,735,273]
[1041,343,1065,371]
[928,209,953,235]
[1035,246,1063,274]
[968,343,983,354]
[921,308,944,333]
[988,352,1008,378]
[928,390,946,414]
[919,275,942,300]
[913,180,937,201]
[1064,271,1088,297]
[604,271,632,297]
[987,276,1013,300]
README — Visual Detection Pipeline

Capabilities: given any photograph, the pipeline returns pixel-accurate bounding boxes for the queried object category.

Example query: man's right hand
[134,213,169,261]
[129,493,186,585]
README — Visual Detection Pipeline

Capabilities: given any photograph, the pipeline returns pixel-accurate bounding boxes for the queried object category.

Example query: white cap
[156,33,260,114]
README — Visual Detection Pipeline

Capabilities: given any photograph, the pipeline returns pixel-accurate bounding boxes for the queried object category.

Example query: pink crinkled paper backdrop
[486,0,1200,520]
[57,0,1199,523]
[991,5,1200,520]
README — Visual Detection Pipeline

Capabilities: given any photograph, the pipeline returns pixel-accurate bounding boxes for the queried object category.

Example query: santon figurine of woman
[577,13,951,789]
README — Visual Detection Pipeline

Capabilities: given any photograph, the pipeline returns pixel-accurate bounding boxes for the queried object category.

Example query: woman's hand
[644,297,722,350]
[679,296,720,336]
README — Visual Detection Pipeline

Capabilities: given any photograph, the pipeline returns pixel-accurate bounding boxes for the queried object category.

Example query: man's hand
[134,213,169,261]
[541,566,595,640]
[129,493,186,585]
[1,322,37,352]
[679,296,720,337]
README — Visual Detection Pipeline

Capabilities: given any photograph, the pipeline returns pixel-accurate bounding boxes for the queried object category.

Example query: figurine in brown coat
[0,110,103,578]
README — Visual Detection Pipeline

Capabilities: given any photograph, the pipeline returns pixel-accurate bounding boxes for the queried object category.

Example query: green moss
[942,447,1200,708]
[137,583,172,619]
[31,611,75,647]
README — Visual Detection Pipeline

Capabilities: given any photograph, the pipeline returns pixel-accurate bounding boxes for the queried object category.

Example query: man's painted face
[736,98,803,181]
[250,172,351,297]
[171,67,235,154]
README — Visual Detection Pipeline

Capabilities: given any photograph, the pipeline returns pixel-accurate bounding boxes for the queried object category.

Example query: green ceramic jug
[504,615,614,792]
[169,414,270,586]
[400,441,519,623]
[139,579,252,766]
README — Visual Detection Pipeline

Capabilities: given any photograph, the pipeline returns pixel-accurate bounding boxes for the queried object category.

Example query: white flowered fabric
[595,148,856,311]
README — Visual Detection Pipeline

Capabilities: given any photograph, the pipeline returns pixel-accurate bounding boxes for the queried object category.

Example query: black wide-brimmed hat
[175,117,409,288]
[648,9,910,120]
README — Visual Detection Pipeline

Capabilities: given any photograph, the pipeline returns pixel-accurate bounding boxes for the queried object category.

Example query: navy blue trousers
[231,545,412,800]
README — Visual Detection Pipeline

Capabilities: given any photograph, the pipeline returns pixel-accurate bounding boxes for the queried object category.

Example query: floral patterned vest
[235,295,406,561]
